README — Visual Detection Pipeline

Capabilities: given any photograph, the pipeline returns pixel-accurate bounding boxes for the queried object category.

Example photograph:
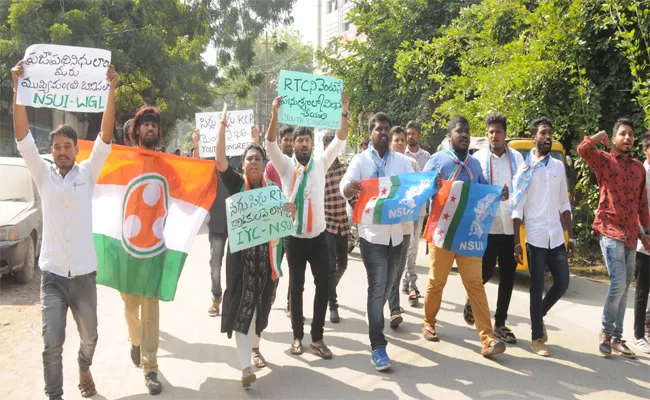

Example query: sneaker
[645,322,650,339]
[371,347,392,371]
[611,339,636,359]
[390,313,403,329]
[241,367,257,389]
[330,308,340,324]
[530,338,550,357]
[599,331,612,356]
[632,337,650,354]
[494,325,517,344]
[481,338,506,357]
[144,372,163,395]
[130,344,140,366]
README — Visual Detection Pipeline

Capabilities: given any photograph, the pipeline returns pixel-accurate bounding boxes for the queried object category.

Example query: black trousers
[327,232,348,310]
[481,234,517,327]
[284,232,330,342]
[634,252,650,339]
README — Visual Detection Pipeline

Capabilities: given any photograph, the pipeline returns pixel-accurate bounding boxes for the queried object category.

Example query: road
[1,224,649,399]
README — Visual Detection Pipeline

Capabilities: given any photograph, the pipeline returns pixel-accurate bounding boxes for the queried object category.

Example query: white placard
[196,109,254,157]
[16,44,112,113]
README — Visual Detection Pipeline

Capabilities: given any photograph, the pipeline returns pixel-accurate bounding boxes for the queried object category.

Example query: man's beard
[140,135,158,150]
[295,151,311,164]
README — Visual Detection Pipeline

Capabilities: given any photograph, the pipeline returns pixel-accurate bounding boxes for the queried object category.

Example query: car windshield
[518,149,564,163]
[0,165,34,202]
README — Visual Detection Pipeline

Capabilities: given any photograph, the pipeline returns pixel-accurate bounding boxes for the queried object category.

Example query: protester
[11,60,118,400]
[341,113,415,371]
[322,131,350,324]
[122,118,133,146]
[402,121,430,305]
[512,117,573,357]
[470,114,523,344]
[632,132,650,353]
[358,137,370,153]
[422,116,507,357]
[174,148,181,156]
[577,117,650,358]
[266,94,349,360]
[123,104,167,394]
[387,126,420,328]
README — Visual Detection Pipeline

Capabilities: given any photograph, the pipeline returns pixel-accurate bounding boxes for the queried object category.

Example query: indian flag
[352,171,438,225]
[77,141,217,301]
[424,180,503,257]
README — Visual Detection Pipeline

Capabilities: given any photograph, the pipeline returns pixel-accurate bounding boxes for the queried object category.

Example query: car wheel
[14,236,35,284]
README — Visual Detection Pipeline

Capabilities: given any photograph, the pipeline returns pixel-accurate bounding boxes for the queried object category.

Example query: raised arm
[100,65,118,144]
[11,60,28,141]
[215,103,229,172]
[577,131,609,171]
[265,97,290,173]
[335,92,349,142]
[265,96,282,143]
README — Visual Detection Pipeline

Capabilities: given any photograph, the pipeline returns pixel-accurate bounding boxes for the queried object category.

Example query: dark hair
[405,120,421,133]
[292,126,313,142]
[360,137,370,148]
[448,116,469,133]
[130,105,163,147]
[368,112,391,132]
[322,131,336,147]
[485,113,507,132]
[642,132,650,150]
[174,148,181,155]
[49,124,78,146]
[279,125,295,140]
[243,143,266,161]
[613,117,634,135]
[390,126,406,140]
[528,117,553,136]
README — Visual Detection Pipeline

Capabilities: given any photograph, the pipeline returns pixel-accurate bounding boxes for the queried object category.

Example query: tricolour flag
[77,142,217,301]
[352,171,439,225]
[424,180,503,258]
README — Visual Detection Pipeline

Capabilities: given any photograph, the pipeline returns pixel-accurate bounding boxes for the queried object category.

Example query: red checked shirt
[577,136,650,248]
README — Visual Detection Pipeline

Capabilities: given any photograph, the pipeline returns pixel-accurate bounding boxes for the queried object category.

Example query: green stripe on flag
[94,234,188,301]
[373,176,401,224]
[443,181,470,250]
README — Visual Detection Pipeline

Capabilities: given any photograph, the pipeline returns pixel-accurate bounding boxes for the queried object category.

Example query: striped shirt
[325,157,349,236]
[405,146,431,171]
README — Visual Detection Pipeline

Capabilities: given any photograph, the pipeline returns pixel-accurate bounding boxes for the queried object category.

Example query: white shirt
[638,161,650,255]
[17,131,111,277]
[474,148,524,235]
[340,148,415,246]
[266,136,346,239]
[511,154,571,249]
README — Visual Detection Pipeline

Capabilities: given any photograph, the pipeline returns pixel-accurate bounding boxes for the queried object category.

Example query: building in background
[319,0,357,48]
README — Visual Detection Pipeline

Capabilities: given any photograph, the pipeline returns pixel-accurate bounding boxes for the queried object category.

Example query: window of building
[328,0,337,14]
[343,21,355,31]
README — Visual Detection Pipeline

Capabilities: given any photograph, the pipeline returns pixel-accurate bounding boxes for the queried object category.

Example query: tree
[0,0,295,140]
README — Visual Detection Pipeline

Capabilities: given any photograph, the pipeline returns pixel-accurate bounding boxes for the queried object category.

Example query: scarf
[482,145,518,185]
[289,156,315,235]
[445,148,473,181]
[368,144,391,178]
[510,148,550,212]
[240,176,282,281]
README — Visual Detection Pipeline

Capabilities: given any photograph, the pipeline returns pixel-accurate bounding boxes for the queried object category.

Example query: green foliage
[0,0,295,141]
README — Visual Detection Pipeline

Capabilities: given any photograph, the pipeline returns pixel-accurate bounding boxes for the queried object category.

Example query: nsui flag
[424,180,503,257]
[77,142,217,301]
[353,171,439,225]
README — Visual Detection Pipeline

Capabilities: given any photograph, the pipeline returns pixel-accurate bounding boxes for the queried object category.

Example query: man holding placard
[266,89,349,360]
[12,58,117,400]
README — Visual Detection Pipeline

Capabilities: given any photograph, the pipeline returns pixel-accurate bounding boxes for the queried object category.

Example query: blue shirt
[423,150,488,183]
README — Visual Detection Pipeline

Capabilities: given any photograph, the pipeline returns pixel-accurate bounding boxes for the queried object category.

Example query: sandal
[463,301,475,326]
[78,376,97,398]
[409,290,419,307]
[422,324,440,342]
[390,313,403,329]
[241,367,257,389]
[252,348,267,368]
[494,325,517,344]
[290,339,303,355]
[310,341,333,360]
[208,298,221,318]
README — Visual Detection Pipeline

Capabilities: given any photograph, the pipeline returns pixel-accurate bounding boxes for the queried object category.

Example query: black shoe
[145,372,163,395]
[130,344,141,366]
[611,339,636,359]
[599,331,612,356]
[330,308,340,323]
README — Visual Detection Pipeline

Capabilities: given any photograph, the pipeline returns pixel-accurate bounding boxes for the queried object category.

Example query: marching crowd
[9,60,650,400]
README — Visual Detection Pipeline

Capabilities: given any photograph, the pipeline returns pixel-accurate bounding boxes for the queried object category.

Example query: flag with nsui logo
[352,171,439,225]
[424,180,503,258]
[77,141,217,301]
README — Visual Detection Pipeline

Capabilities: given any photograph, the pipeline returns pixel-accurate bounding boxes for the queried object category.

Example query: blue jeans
[209,231,227,301]
[600,235,635,340]
[359,237,402,350]
[389,235,410,316]
[403,216,424,290]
